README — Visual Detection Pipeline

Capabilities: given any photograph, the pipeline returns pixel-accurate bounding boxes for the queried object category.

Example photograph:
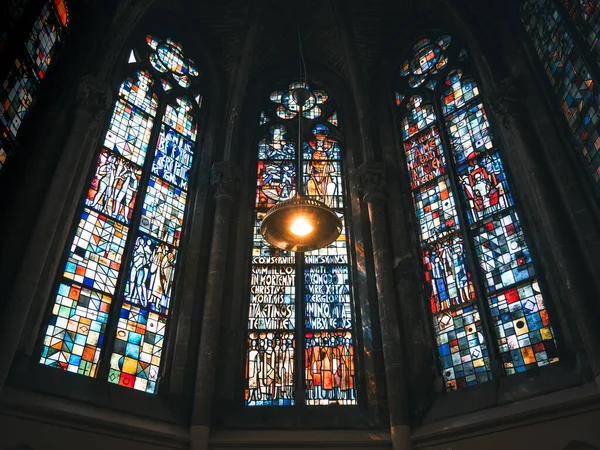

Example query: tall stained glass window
[0,0,69,170]
[395,36,559,390]
[521,0,600,187]
[39,35,204,394]
[245,81,357,406]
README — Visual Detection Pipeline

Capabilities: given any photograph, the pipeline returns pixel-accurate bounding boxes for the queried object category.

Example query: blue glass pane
[433,304,492,390]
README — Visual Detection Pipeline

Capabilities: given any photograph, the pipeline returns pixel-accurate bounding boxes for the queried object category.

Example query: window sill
[414,367,598,446]
[0,386,189,449]
[6,352,187,423]
[208,429,392,448]
[213,403,383,429]
[421,361,585,424]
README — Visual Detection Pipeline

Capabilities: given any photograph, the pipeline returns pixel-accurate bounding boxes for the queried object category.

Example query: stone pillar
[355,162,411,450]
[190,161,242,450]
[490,78,600,384]
[0,75,112,391]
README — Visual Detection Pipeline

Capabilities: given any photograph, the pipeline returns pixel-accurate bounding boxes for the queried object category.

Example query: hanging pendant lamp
[260,84,342,252]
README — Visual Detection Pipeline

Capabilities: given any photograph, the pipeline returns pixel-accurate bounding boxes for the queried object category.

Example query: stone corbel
[490,76,529,128]
[354,161,388,204]
[210,161,242,201]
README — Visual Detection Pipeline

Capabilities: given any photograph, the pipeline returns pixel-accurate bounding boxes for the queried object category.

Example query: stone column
[355,162,411,450]
[0,75,112,391]
[490,78,600,384]
[190,161,242,450]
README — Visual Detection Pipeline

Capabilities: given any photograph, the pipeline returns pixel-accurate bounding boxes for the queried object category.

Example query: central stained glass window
[245,81,357,406]
[39,35,204,394]
[395,35,559,390]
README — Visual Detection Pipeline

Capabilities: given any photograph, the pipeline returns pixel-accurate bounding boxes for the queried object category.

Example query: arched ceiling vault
[147,0,459,86]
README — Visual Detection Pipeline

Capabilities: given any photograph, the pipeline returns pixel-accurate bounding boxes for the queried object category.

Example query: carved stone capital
[210,161,242,201]
[76,74,112,119]
[354,161,387,203]
[490,77,528,127]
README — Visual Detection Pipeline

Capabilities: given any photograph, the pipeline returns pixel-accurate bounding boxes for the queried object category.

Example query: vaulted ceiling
[152,0,458,87]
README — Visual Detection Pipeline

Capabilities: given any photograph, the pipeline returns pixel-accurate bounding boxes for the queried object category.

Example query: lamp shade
[260,197,342,252]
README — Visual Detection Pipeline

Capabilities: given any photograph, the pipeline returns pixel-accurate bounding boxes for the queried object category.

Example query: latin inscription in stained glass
[304,265,352,330]
[403,125,446,189]
[153,124,194,190]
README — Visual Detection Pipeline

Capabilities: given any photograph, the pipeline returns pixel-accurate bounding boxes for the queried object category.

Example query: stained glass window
[395,36,558,390]
[40,36,202,395]
[0,0,69,170]
[522,0,600,186]
[245,81,357,406]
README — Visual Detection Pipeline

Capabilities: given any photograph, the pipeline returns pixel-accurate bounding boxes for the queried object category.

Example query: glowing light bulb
[290,216,313,236]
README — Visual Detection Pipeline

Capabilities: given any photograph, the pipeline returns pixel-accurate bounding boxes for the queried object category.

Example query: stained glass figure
[41,36,202,396]
[110,95,198,393]
[303,131,344,209]
[246,82,357,406]
[397,34,558,390]
[245,331,295,406]
[305,331,356,405]
[85,150,142,223]
[522,0,600,184]
[456,151,514,223]
[423,236,476,313]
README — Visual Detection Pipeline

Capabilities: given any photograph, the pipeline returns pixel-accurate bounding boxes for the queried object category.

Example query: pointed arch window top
[145,35,199,89]
[394,34,559,390]
[400,35,451,88]
[270,81,329,120]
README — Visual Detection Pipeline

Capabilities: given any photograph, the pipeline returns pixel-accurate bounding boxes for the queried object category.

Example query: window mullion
[295,139,306,406]
[295,251,305,405]
[431,98,502,377]
[96,100,168,381]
